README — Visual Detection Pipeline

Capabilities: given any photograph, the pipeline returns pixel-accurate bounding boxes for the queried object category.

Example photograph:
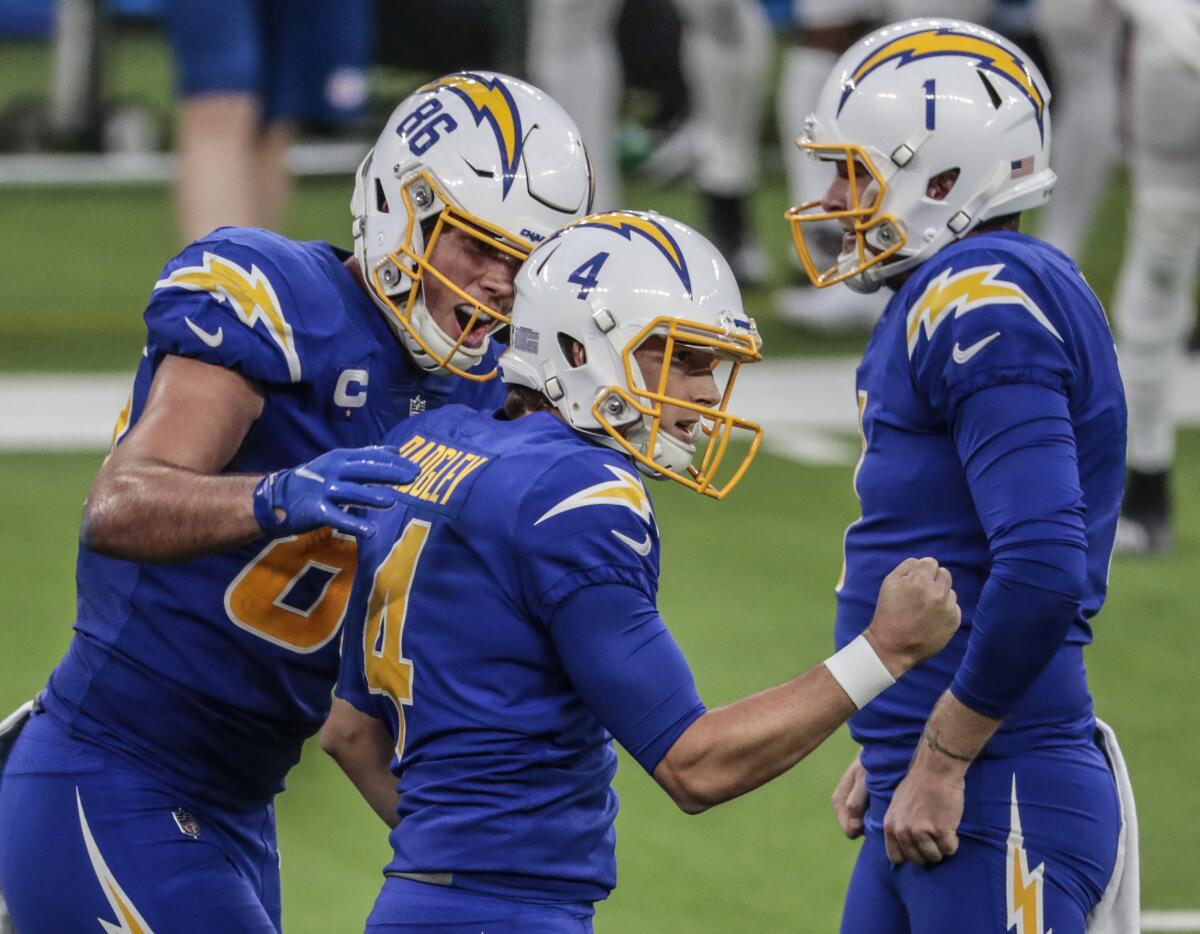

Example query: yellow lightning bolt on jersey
[1006,776,1051,934]
[154,251,302,382]
[534,464,654,526]
[842,27,1045,135]
[905,263,1062,357]
[77,789,155,934]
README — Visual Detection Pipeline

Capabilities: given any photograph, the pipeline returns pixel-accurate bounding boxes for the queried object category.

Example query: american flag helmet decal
[1010,155,1035,179]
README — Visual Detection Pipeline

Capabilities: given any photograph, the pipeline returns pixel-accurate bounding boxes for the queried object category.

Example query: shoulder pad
[904,259,1062,360]
[532,460,655,529]
[152,243,303,382]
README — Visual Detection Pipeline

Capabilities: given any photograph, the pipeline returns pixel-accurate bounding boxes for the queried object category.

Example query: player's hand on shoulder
[253,446,420,540]
[865,557,960,676]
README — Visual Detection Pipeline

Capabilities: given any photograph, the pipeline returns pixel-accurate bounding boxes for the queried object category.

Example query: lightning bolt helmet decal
[839,26,1046,140]
[419,72,525,199]
[559,211,693,297]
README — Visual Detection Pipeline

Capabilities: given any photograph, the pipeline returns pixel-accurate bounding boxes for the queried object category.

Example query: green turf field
[1,31,1196,930]
[0,169,1133,373]
[1,437,1198,931]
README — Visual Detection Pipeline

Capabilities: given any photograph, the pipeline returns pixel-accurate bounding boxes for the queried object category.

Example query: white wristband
[824,635,896,709]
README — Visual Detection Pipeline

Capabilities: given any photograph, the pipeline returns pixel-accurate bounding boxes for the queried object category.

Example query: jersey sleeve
[549,583,705,774]
[515,451,660,624]
[334,572,377,716]
[947,383,1089,718]
[143,232,308,386]
[905,252,1074,419]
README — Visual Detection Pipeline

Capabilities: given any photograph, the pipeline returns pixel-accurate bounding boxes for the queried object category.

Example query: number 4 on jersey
[568,251,610,299]
[364,519,432,762]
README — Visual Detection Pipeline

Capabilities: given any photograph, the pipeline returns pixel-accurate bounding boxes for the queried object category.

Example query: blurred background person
[1028,0,1121,259]
[1108,0,1200,554]
[527,0,772,285]
[164,0,371,243]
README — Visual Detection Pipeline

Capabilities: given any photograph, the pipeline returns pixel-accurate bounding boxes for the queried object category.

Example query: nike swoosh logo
[952,331,1001,364]
[185,316,224,348]
[611,528,653,556]
[294,466,326,483]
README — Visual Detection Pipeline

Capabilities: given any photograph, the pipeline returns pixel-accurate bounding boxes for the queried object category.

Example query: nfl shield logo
[172,808,201,839]
[409,395,427,417]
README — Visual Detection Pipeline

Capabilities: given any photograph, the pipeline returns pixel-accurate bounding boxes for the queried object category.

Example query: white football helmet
[501,211,763,499]
[785,19,1056,293]
[351,71,594,380]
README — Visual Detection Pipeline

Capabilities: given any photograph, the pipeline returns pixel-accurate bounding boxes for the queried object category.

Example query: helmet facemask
[783,19,1057,294]
[589,316,763,500]
[364,170,533,381]
[785,143,907,294]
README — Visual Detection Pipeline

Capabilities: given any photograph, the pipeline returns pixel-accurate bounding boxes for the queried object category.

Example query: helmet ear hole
[557,333,586,367]
[374,178,389,213]
[926,168,961,201]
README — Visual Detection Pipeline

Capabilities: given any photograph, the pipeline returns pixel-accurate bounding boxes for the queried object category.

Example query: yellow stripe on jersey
[110,391,133,452]
[154,252,302,382]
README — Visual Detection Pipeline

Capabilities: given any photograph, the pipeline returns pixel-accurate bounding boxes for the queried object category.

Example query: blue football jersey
[42,227,506,807]
[337,406,665,904]
[836,232,1126,795]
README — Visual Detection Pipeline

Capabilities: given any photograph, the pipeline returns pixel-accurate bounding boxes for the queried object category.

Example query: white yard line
[0,141,367,187]
[3,358,1200,461]
[1144,912,1200,932]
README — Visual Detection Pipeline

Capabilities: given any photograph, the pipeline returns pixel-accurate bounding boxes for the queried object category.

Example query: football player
[527,0,773,283]
[1108,0,1200,553]
[321,211,962,931]
[0,73,593,932]
[784,19,1135,933]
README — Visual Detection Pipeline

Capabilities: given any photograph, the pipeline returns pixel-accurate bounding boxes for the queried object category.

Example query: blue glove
[252,446,420,539]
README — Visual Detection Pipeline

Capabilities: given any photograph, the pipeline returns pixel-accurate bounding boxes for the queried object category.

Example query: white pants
[1112,30,1200,471]
[527,0,769,208]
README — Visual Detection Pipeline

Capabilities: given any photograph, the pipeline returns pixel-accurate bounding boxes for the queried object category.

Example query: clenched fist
[864,557,961,677]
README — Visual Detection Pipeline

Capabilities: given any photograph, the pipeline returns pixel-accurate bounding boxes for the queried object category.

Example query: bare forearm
[656,665,856,813]
[81,460,263,562]
[656,557,962,813]
[320,699,401,828]
[918,690,1001,770]
[330,750,401,828]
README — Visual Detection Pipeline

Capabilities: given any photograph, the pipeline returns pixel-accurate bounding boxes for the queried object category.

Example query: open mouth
[452,303,497,349]
[667,420,701,448]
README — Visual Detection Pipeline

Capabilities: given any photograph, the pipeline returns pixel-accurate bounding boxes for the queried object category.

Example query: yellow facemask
[592,316,764,500]
[367,171,533,381]
[784,142,907,289]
